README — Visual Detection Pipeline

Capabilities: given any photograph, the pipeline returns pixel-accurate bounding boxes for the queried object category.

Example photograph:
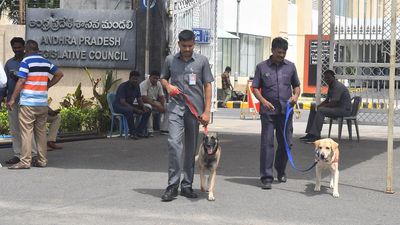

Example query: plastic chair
[328,96,362,142]
[106,93,129,139]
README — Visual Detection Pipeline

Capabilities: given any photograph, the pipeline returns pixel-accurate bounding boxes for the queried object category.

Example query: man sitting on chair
[140,70,168,137]
[114,71,151,139]
[300,69,352,143]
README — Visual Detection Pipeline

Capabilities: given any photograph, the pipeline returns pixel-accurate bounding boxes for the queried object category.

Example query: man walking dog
[160,30,214,201]
[252,37,301,190]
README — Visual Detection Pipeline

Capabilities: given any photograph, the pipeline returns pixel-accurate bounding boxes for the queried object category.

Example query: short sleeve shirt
[114,81,141,107]
[140,78,164,101]
[161,52,214,116]
[252,58,300,115]
[327,80,352,111]
[18,54,58,106]
[3,57,22,102]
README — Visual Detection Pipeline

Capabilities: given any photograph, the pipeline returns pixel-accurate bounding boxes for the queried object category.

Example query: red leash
[169,88,208,134]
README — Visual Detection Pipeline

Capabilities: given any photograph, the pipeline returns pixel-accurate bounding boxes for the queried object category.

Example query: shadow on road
[1,133,397,181]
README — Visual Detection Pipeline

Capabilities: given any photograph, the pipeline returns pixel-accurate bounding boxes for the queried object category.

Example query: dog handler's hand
[261,99,275,111]
[200,111,210,126]
[289,95,298,106]
[166,84,180,97]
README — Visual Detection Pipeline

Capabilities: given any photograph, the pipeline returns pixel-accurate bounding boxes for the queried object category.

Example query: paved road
[0,108,399,225]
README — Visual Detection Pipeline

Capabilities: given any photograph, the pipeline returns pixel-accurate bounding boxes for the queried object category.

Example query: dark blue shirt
[2,57,21,102]
[252,57,300,115]
[327,80,352,111]
[114,81,141,108]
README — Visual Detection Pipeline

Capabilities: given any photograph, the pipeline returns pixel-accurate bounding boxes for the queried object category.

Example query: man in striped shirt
[7,40,63,169]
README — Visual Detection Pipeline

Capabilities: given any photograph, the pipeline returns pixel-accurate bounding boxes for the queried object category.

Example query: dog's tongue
[207,147,213,154]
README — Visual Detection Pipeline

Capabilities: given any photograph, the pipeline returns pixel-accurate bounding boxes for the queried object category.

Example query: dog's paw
[207,193,215,201]
[332,191,340,198]
[200,187,207,192]
[314,186,321,192]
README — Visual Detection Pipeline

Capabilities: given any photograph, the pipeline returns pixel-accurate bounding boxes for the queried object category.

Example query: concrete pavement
[0,109,399,225]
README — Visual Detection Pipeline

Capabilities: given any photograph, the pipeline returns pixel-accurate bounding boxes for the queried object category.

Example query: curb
[218,101,388,109]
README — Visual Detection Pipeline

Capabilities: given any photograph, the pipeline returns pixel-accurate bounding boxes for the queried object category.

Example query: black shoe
[299,134,312,140]
[31,156,38,166]
[304,135,321,143]
[129,134,138,140]
[161,188,178,202]
[261,181,272,190]
[180,187,198,198]
[137,133,148,138]
[5,156,20,164]
[277,174,287,183]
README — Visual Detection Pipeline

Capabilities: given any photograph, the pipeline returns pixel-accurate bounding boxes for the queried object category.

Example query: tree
[0,0,60,24]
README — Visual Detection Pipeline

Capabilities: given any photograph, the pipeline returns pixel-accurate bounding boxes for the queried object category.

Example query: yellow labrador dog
[195,132,221,201]
[314,138,340,198]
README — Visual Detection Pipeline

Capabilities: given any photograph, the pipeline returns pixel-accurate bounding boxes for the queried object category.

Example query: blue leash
[283,101,317,172]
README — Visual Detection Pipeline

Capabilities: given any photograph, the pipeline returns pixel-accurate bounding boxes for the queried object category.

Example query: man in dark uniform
[160,30,214,201]
[114,71,151,139]
[252,37,301,190]
[300,69,352,142]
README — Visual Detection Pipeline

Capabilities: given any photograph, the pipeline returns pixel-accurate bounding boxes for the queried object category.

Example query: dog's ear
[313,139,321,149]
[330,139,339,151]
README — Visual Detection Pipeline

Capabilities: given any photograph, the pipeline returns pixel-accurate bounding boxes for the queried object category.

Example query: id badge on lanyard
[189,68,196,86]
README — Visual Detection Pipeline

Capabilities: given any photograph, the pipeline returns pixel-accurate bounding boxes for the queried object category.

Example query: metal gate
[317,0,400,125]
[168,0,218,110]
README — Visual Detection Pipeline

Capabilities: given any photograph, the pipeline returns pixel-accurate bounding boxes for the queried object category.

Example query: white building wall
[287,3,298,64]
[219,0,271,37]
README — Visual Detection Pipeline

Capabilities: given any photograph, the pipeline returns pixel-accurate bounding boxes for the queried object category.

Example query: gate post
[385,0,396,194]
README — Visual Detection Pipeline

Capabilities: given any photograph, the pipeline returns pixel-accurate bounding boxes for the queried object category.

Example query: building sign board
[26,8,136,69]
[303,35,331,94]
[192,28,210,44]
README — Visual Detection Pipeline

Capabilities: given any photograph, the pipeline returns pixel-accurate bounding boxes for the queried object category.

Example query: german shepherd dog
[195,132,221,201]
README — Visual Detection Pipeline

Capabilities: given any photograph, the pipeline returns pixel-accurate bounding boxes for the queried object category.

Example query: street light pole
[235,0,241,87]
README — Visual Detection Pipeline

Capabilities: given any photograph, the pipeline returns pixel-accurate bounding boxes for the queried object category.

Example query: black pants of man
[260,113,292,183]
[306,106,351,137]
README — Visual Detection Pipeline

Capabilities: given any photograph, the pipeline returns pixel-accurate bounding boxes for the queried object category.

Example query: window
[217,33,266,78]
[240,35,249,76]
[247,36,256,76]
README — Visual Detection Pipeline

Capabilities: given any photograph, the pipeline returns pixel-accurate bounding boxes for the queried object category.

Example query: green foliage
[0,108,9,135]
[83,68,120,134]
[0,0,60,24]
[84,68,121,110]
[60,83,94,109]
[59,107,83,133]
[58,69,120,134]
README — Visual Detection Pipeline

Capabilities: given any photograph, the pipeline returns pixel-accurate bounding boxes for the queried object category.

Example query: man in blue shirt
[252,37,301,189]
[114,71,150,139]
[0,37,25,165]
